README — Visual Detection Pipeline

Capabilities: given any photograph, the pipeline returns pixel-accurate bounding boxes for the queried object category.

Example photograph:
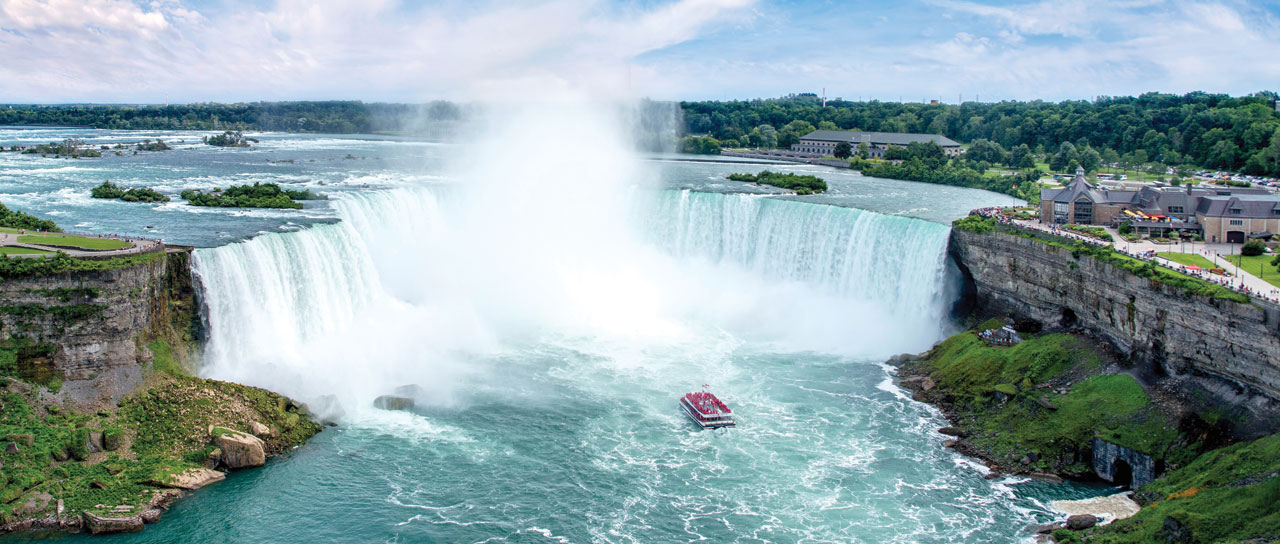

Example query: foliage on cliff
[906,322,1201,474]
[0,252,161,281]
[91,182,170,203]
[1087,433,1280,543]
[181,183,322,209]
[0,374,320,529]
[0,203,59,233]
[727,170,827,194]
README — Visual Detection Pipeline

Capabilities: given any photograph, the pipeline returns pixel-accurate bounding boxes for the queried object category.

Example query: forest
[680,92,1280,175]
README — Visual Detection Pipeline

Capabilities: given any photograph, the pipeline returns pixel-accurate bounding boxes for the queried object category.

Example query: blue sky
[1,0,1277,103]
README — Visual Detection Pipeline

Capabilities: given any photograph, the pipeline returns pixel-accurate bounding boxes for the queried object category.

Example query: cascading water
[102,107,1099,543]
[194,184,955,409]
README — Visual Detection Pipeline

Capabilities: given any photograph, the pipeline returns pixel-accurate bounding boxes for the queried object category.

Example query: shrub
[1241,239,1266,257]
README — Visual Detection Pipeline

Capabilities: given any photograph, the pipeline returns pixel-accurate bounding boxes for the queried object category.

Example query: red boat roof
[684,391,731,415]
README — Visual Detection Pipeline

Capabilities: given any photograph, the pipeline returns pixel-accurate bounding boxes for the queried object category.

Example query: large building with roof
[1040,167,1280,243]
[792,130,962,158]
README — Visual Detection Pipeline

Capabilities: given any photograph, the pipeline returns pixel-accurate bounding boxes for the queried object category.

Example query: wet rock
[938,427,969,437]
[211,427,266,469]
[373,395,414,412]
[83,511,143,534]
[1066,514,1098,530]
[1028,472,1064,483]
[943,440,957,448]
[1029,522,1063,534]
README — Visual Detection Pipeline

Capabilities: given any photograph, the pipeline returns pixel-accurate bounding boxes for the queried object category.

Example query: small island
[202,131,255,148]
[91,182,170,203]
[727,170,828,195]
[181,183,323,210]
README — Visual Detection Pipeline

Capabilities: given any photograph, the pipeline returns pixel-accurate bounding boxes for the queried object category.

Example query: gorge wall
[948,228,1280,417]
[0,249,197,409]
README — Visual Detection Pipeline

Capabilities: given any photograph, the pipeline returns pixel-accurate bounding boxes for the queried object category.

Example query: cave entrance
[1061,308,1078,328]
[1111,459,1134,489]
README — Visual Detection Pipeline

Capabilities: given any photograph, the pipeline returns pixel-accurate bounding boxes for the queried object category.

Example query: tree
[1241,239,1266,257]
[1101,148,1120,168]
[749,124,778,148]
[857,142,869,158]
[1079,147,1102,173]
[1049,142,1078,172]
[1010,144,1033,169]
[833,142,852,159]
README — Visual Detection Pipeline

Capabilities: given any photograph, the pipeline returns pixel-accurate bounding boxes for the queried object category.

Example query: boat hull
[680,397,735,429]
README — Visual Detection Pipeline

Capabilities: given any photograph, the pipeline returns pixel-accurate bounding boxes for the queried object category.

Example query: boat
[680,385,735,429]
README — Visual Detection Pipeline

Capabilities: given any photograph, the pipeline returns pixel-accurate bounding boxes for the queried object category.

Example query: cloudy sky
[0,0,1277,103]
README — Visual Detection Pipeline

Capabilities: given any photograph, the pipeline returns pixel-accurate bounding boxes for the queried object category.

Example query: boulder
[5,441,18,455]
[83,511,144,535]
[203,447,223,469]
[1066,514,1098,530]
[211,427,266,469]
[1035,396,1057,410]
[1029,523,1062,534]
[8,434,34,446]
[920,377,936,391]
[140,509,163,524]
[938,427,969,437]
[163,468,226,490]
[942,440,957,448]
[1160,515,1193,542]
[373,395,414,412]
[51,448,69,462]
[249,421,272,438]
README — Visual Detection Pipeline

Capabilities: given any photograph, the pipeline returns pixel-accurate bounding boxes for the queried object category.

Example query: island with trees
[727,171,827,194]
[180,183,323,209]
[202,131,255,148]
[91,182,170,203]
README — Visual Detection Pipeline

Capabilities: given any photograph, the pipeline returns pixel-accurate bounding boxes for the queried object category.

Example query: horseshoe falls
[66,107,1100,544]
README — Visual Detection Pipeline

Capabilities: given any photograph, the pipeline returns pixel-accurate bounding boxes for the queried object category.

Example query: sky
[0,0,1278,104]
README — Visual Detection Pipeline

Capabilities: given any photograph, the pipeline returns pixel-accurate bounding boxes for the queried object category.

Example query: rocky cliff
[948,228,1280,417]
[0,249,197,409]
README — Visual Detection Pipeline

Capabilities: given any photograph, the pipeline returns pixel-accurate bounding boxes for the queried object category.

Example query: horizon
[1,0,1278,104]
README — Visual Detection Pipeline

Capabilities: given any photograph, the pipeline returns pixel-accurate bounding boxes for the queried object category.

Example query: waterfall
[193,185,954,410]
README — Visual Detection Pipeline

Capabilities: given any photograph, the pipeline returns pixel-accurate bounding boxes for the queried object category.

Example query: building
[792,130,962,158]
[1040,167,1280,242]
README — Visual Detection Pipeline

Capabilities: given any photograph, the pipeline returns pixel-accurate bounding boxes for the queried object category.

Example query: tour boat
[680,385,735,429]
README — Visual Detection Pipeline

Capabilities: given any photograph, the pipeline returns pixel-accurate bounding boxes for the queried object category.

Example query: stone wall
[0,249,195,408]
[948,228,1280,412]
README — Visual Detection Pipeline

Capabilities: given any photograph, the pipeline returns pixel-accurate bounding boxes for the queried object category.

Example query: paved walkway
[975,208,1280,304]
[0,232,165,259]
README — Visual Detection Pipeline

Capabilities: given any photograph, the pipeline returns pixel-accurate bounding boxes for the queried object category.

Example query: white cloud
[0,0,756,102]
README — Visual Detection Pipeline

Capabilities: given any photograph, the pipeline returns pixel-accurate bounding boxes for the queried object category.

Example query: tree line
[680,92,1280,175]
[0,101,465,134]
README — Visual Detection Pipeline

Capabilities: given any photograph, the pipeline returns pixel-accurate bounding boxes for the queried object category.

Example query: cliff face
[948,229,1280,411]
[0,250,197,409]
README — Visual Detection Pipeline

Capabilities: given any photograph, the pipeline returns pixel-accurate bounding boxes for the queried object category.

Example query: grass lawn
[17,234,131,250]
[1226,253,1280,288]
[0,246,55,255]
[1157,252,1219,270]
